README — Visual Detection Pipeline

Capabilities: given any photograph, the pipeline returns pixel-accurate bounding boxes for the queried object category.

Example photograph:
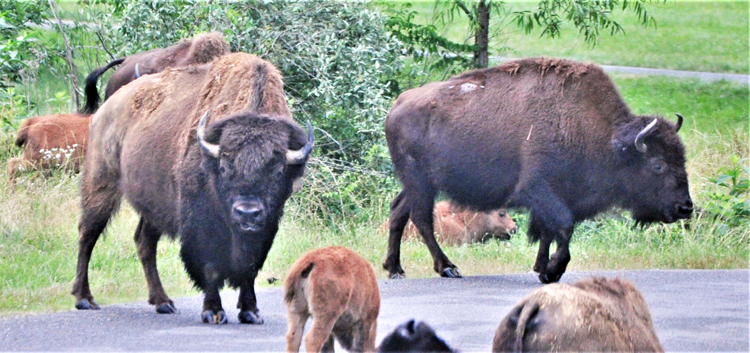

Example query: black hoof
[75,298,100,310]
[155,301,177,314]
[389,272,406,280]
[538,272,562,284]
[440,267,462,278]
[238,310,264,325]
[201,310,228,324]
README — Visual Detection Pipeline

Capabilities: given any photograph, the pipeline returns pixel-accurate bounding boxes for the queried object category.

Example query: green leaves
[512,0,661,46]
[705,155,750,225]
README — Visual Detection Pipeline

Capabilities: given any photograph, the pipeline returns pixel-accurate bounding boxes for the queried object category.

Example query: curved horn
[134,63,141,79]
[197,111,220,158]
[634,118,658,153]
[286,121,314,165]
[675,113,683,133]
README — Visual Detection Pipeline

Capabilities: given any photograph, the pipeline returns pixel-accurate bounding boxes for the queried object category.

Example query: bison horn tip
[634,118,658,154]
[197,110,220,158]
[286,121,314,165]
[675,113,684,133]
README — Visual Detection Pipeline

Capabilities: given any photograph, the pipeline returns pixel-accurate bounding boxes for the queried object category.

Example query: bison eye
[499,211,506,217]
[652,161,665,174]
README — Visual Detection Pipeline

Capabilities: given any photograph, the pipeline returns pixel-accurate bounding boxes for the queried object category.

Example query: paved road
[0,269,747,352]
[489,56,749,85]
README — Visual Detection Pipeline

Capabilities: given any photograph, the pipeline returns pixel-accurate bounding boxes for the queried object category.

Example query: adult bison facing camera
[71,52,314,325]
[383,57,693,282]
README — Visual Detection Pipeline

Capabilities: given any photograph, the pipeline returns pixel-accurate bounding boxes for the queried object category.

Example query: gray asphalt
[1,269,747,352]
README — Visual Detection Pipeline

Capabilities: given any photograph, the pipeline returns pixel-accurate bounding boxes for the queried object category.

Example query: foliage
[513,0,662,45]
[703,155,750,226]
[0,0,48,86]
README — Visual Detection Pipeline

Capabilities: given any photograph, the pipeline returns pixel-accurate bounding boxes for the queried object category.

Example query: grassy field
[0,0,748,317]
[402,0,749,74]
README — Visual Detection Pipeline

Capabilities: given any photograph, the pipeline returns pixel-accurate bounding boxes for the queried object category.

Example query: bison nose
[675,199,694,218]
[232,201,265,231]
[509,227,517,235]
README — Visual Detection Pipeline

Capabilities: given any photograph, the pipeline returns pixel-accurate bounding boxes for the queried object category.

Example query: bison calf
[8,113,91,180]
[377,320,456,353]
[395,201,516,246]
[284,246,380,353]
[492,276,663,352]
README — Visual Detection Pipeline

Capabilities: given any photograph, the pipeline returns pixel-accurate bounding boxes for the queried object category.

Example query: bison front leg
[134,217,175,314]
[515,182,573,284]
[200,263,227,324]
[237,278,264,324]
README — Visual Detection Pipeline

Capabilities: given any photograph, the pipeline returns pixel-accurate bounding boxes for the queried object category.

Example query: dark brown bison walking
[492,276,664,352]
[383,57,693,282]
[81,32,229,114]
[7,113,91,179]
[71,52,313,325]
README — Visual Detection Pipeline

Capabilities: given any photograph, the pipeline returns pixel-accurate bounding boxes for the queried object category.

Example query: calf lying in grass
[8,113,91,180]
[386,201,516,246]
[284,246,380,352]
[493,276,663,352]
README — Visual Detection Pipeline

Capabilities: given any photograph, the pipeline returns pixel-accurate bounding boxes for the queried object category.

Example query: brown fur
[492,277,663,352]
[82,32,230,114]
[284,246,380,353]
[8,113,91,179]
[384,201,516,246]
[383,57,692,281]
[72,52,307,323]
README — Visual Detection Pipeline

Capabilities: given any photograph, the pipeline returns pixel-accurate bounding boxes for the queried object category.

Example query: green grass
[1,74,747,318]
[400,0,749,74]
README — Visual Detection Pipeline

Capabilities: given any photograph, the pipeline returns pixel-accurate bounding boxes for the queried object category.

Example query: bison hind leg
[134,217,175,314]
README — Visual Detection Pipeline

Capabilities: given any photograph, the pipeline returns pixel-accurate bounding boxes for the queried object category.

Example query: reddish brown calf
[8,113,91,179]
[387,201,516,246]
[284,246,380,353]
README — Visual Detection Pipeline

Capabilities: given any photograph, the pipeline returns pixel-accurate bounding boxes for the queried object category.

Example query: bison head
[378,320,455,353]
[196,111,313,234]
[612,114,693,224]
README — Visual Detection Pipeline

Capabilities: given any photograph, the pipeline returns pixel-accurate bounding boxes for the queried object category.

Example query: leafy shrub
[703,155,749,226]
[0,0,48,87]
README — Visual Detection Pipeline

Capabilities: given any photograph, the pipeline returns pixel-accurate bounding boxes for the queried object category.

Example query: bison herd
[7,31,693,352]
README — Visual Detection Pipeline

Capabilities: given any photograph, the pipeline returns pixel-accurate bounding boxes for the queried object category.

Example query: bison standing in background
[396,201,516,246]
[492,276,663,352]
[80,31,229,114]
[284,246,380,353]
[384,57,693,282]
[7,113,91,180]
[71,52,313,325]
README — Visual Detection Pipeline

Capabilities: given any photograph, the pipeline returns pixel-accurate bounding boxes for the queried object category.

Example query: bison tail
[283,262,315,305]
[511,302,540,353]
[80,57,125,115]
